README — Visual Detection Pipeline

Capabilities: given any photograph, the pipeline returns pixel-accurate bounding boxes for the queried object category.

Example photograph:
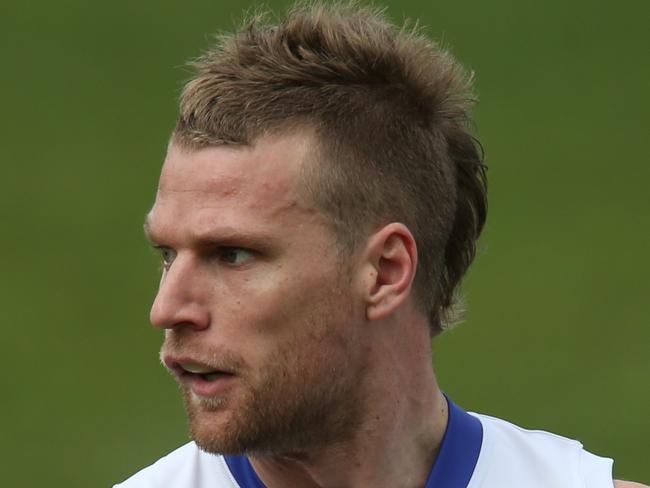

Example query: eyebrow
[143,214,276,251]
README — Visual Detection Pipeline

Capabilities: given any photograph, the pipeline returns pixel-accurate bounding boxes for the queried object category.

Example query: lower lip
[184,373,237,397]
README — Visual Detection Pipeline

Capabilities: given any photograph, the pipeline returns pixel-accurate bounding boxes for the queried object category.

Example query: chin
[183,392,241,453]
[188,406,244,455]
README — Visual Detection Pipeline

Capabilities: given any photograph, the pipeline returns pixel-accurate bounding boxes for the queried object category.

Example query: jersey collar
[423,396,483,487]
[224,396,483,488]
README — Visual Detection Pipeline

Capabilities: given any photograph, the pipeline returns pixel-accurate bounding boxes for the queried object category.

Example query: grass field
[1,0,648,485]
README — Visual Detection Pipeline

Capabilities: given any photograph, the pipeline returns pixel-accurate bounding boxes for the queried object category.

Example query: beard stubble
[170,288,367,457]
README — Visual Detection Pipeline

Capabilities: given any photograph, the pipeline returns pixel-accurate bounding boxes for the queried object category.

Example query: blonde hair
[173,2,487,334]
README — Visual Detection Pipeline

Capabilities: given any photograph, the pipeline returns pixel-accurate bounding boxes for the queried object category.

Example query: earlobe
[363,223,417,321]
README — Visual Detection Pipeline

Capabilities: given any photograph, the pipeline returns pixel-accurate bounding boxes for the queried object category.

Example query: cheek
[207,257,358,368]
[216,265,335,332]
[200,274,318,376]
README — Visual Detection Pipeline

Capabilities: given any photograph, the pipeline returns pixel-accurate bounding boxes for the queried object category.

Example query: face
[145,133,367,456]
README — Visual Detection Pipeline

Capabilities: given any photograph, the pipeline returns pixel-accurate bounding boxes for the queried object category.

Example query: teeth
[181,362,215,374]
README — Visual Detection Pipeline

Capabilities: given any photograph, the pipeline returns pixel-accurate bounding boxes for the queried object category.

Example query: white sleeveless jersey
[114,399,613,488]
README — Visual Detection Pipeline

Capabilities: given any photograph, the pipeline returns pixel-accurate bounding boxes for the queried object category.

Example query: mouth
[177,361,234,381]
[163,357,238,396]
[165,357,235,379]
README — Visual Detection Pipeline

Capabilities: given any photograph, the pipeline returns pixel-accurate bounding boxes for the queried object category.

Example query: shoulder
[469,412,614,488]
[112,442,238,488]
[474,415,648,488]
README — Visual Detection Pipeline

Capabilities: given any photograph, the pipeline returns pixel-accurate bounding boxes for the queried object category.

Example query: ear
[360,223,418,321]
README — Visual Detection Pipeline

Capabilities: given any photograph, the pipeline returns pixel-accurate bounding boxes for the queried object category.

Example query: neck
[250,320,447,488]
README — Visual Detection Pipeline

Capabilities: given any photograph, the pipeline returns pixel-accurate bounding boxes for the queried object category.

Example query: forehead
[147,132,321,239]
[161,132,312,194]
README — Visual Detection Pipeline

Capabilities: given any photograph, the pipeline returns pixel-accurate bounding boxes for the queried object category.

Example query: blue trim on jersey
[223,455,266,488]
[224,396,483,488]
[424,397,483,488]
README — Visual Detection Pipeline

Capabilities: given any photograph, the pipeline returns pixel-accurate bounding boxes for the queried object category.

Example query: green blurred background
[2,0,648,485]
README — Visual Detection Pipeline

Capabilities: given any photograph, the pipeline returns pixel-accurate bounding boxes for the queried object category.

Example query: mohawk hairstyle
[173,1,488,335]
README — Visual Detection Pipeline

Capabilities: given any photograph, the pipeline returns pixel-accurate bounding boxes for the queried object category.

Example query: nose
[149,254,210,331]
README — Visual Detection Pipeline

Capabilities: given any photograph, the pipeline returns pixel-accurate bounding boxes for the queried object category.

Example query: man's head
[172,2,487,334]
[147,134,369,455]
[145,1,487,457]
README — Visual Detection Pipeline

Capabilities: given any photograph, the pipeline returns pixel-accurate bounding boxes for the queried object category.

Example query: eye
[218,247,254,266]
[156,246,177,270]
